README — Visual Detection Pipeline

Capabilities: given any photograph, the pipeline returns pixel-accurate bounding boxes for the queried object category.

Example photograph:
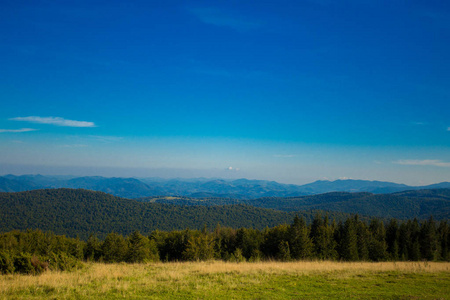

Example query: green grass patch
[1,262,449,299]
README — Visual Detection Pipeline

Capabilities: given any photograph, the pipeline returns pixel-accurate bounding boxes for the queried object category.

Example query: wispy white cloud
[10,116,96,127]
[0,128,38,133]
[394,159,450,168]
[189,8,261,32]
[447,127,450,131]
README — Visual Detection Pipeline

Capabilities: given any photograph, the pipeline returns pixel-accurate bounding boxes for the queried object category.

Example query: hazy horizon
[2,163,450,187]
[1,1,449,186]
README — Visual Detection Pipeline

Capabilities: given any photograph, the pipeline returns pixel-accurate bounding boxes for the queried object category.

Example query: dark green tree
[419,216,438,261]
[338,218,359,261]
[368,218,387,261]
[437,221,449,261]
[355,219,370,261]
[385,219,400,260]
[310,213,324,244]
[127,231,159,263]
[102,232,128,262]
[235,228,263,260]
[408,219,421,261]
[182,232,216,261]
[85,234,102,261]
[398,222,410,260]
[261,224,289,259]
[311,215,338,260]
[213,227,237,260]
[277,240,291,261]
[288,215,313,260]
[152,229,191,261]
[0,250,15,274]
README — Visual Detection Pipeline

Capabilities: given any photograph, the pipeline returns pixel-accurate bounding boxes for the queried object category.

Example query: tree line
[1,214,448,274]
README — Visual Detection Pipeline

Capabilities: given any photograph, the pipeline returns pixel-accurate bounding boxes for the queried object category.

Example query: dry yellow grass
[1,261,449,299]
[181,260,450,274]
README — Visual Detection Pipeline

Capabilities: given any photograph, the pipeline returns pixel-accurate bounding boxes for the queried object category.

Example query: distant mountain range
[1,174,450,199]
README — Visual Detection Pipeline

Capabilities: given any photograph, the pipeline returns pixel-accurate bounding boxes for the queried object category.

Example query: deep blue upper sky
[1,0,449,185]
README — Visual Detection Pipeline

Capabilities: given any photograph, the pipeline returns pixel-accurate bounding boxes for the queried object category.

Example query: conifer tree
[310,213,324,243]
[277,240,291,261]
[419,216,438,261]
[68,236,85,260]
[261,224,289,259]
[408,219,421,261]
[182,232,216,261]
[214,227,237,260]
[213,223,222,259]
[398,222,410,260]
[85,234,101,261]
[312,215,337,260]
[338,218,358,261]
[368,218,387,261]
[437,221,449,261]
[126,231,158,263]
[386,219,400,260]
[102,232,128,262]
[356,220,370,261]
[288,215,313,260]
[236,228,263,260]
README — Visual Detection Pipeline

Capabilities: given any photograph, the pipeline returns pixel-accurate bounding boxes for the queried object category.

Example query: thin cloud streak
[394,159,450,168]
[0,128,38,133]
[10,116,96,127]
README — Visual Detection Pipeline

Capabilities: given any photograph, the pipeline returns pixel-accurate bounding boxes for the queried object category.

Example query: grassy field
[1,261,449,299]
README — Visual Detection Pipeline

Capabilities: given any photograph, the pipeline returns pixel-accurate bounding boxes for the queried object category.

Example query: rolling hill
[0,189,344,239]
[1,186,448,241]
[143,189,450,220]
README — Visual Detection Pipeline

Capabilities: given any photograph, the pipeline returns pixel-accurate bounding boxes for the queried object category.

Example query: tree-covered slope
[0,177,37,192]
[146,189,450,220]
[0,189,347,239]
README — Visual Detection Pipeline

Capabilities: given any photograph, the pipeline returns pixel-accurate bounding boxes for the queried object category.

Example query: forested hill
[144,189,450,220]
[1,188,447,240]
[0,189,351,239]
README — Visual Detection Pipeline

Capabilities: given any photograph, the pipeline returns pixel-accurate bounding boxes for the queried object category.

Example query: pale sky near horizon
[1,0,449,185]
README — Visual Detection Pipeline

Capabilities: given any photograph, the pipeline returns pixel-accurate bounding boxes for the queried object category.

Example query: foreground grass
[1,261,449,299]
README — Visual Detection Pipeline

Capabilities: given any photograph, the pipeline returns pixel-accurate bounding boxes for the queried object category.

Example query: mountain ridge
[0,174,449,199]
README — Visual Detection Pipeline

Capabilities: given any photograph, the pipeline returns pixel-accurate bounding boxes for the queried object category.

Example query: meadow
[1,261,449,299]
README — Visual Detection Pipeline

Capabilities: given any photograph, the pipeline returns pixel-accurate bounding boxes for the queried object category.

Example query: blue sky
[1,0,449,185]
